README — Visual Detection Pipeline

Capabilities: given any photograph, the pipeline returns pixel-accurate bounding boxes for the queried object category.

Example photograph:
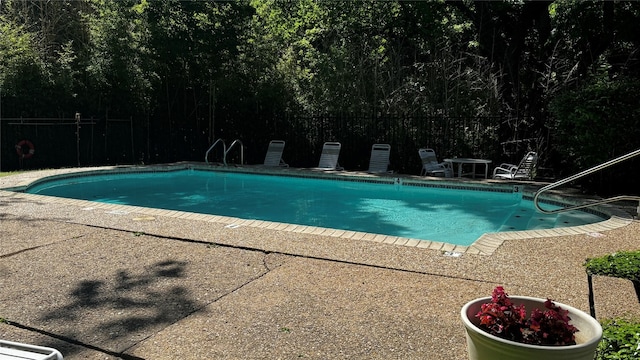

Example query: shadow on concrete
[39,259,206,358]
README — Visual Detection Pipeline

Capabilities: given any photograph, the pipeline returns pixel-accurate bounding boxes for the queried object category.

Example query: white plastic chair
[0,340,63,360]
[367,144,391,173]
[419,148,453,177]
[263,140,288,167]
[317,142,343,170]
[493,151,538,180]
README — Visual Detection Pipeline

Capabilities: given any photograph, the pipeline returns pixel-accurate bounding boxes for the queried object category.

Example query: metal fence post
[587,273,596,318]
[75,112,81,166]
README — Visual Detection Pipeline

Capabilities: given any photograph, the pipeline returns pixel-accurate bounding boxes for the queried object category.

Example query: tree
[141,0,254,160]
[83,0,158,117]
[0,16,47,116]
[548,1,640,193]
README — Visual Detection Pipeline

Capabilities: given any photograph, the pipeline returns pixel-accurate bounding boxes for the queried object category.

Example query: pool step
[498,208,533,231]
[499,208,556,231]
[499,209,594,232]
[554,211,596,228]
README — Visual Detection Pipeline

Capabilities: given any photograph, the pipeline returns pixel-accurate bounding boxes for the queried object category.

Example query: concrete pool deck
[1,166,639,359]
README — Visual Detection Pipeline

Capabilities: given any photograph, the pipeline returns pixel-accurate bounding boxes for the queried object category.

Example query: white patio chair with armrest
[419,148,453,177]
[492,151,538,180]
[263,140,288,167]
[316,142,343,170]
[0,340,63,360]
[367,143,391,173]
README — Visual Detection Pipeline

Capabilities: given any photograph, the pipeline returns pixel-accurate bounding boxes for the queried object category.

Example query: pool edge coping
[0,163,634,256]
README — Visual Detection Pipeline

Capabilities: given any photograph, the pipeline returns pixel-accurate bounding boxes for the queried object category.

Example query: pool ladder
[204,138,244,166]
[533,148,640,215]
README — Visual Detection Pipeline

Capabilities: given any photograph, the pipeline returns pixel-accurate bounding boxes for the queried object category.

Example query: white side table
[443,158,493,179]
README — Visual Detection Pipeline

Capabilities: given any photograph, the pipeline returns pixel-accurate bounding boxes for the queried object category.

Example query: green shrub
[584,251,640,281]
[597,318,640,360]
[549,78,640,195]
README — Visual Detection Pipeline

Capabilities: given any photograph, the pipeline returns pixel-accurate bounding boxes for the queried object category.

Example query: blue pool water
[25,170,606,246]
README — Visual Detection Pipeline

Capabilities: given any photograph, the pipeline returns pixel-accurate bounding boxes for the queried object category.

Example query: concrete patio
[1,168,639,359]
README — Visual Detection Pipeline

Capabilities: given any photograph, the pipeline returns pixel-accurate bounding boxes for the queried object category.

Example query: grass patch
[0,171,25,178]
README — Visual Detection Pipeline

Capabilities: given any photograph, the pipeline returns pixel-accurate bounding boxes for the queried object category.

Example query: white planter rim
[461,295,602,351]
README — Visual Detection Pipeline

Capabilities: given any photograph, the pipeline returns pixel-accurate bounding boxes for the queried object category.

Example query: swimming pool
[22,167,607,246]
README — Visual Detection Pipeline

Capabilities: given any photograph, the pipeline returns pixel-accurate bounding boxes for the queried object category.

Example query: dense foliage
[1,0,639,193]
[584,251,640,282]
[585,252,640,358]
[597,318,640,360]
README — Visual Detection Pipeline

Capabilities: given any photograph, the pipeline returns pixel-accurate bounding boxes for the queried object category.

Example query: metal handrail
[224,139,244,166]
[205,138,226,164]
[533,148,640,214]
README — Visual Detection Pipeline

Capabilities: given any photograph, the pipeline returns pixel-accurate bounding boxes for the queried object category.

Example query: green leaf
[584,251,640,281]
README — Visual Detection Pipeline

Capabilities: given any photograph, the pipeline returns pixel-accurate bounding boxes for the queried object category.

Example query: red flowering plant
[475,286,578,345]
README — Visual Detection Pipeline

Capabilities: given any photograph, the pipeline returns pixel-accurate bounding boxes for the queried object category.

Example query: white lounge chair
[493,151,538,180]
[263,140,288,167]
[317,142,343,170]
[367,143,391,173]
[419,148,453,177]
[0,340,63,360]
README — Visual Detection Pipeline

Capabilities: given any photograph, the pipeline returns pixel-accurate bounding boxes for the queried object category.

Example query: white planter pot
[461,296,602,360]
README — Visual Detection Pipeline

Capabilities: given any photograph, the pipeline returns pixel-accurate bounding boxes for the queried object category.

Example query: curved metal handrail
[205,138,226,165]
[533,148,640,214]
[224,139,244,166]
